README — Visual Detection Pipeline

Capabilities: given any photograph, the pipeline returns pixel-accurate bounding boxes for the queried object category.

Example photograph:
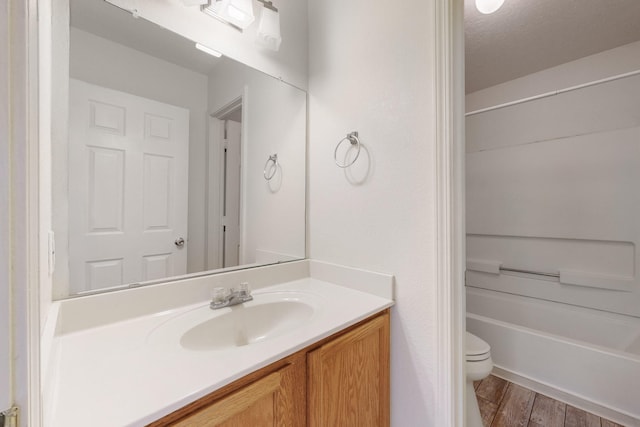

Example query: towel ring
[263,154,278,181]
[334,131,361,168]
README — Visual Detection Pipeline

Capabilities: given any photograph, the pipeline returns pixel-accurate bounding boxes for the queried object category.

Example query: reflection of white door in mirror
[53,0,307,299]
[67,79,190,294]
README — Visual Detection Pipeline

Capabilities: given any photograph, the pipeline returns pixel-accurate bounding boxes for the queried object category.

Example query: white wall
[308,1,439,425]
[106,0,308,91]
[0,0,12,412]
[54,28,209,296]
[207,59,306,265]
[7,0,41,424]
[50,0,69,303]
[466,40,640,317]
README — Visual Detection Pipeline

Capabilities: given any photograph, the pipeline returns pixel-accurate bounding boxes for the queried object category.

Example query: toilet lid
[466,352,491,362]
[466,332,490,359]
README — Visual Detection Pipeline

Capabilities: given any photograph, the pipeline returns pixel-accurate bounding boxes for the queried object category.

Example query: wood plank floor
[474,375,627,427]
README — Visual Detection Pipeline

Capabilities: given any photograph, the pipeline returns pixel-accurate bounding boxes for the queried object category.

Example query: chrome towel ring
[334,131,361,168]
[263,154,278,181]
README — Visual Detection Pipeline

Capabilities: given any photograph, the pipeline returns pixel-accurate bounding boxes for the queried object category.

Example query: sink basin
[181,300,314,350]
[147,291,320,351]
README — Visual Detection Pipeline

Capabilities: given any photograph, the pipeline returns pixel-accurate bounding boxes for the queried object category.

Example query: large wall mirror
[52,0,306,298]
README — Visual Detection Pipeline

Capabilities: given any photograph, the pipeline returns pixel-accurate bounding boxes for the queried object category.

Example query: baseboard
[492,366,640,427]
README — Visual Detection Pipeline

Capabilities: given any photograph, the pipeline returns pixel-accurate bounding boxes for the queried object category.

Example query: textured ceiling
[465,0,640,93]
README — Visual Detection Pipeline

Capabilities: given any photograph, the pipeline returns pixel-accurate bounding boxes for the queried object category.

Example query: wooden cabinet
[308,313,390,427]
[173,366,295,427]
[149,311,389,427]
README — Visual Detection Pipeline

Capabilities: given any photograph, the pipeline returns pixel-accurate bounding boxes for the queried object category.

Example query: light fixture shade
[203,0,230,20]
[182,0,208,6]
[256,6,281,51]
[475,0,505,14]
[225,0,255,28]
[203,0,255,29]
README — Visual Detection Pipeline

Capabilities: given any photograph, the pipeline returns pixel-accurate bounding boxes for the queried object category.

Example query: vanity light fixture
[202,0,255,30]
[256,0,282,51]
[195,42,223,57]
[181,0,208,5]
[475,0,505,14]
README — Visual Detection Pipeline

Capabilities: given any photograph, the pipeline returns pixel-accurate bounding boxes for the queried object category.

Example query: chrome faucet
[210,283,253,310]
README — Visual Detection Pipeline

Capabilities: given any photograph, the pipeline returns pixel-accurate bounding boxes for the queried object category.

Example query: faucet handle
[211,287,229,304]
[234,282,251,297]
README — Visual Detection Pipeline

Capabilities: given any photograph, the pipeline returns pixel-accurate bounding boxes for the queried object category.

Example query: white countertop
[49,277,393,427]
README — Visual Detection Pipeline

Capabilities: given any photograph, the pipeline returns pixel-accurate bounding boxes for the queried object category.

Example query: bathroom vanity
[44,261,394,426]
[150,310,389,426]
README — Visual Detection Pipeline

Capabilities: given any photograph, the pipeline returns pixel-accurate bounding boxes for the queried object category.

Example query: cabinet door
[308,313,390,427]
[172,364,298,427]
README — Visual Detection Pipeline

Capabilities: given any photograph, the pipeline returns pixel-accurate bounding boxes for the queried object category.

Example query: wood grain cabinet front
[308,313,390,427]
[172,366,296,427]
[149,310,390,427]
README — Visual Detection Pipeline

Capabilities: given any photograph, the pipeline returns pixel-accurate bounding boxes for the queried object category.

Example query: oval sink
[182,300,314,350]
[147,291,321,352]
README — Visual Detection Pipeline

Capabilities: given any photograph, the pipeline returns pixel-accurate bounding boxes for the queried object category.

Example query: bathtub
[466,286,640,426]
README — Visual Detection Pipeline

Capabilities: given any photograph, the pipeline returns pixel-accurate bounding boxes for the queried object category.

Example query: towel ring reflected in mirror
[264,153,279,181]
[334,131,361,168]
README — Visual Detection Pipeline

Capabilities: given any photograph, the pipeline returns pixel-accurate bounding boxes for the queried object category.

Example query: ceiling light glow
[475,0,505,14]
[195,43,223,58]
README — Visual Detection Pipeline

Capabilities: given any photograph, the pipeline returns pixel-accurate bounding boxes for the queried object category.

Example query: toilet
[466,332,493,427]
